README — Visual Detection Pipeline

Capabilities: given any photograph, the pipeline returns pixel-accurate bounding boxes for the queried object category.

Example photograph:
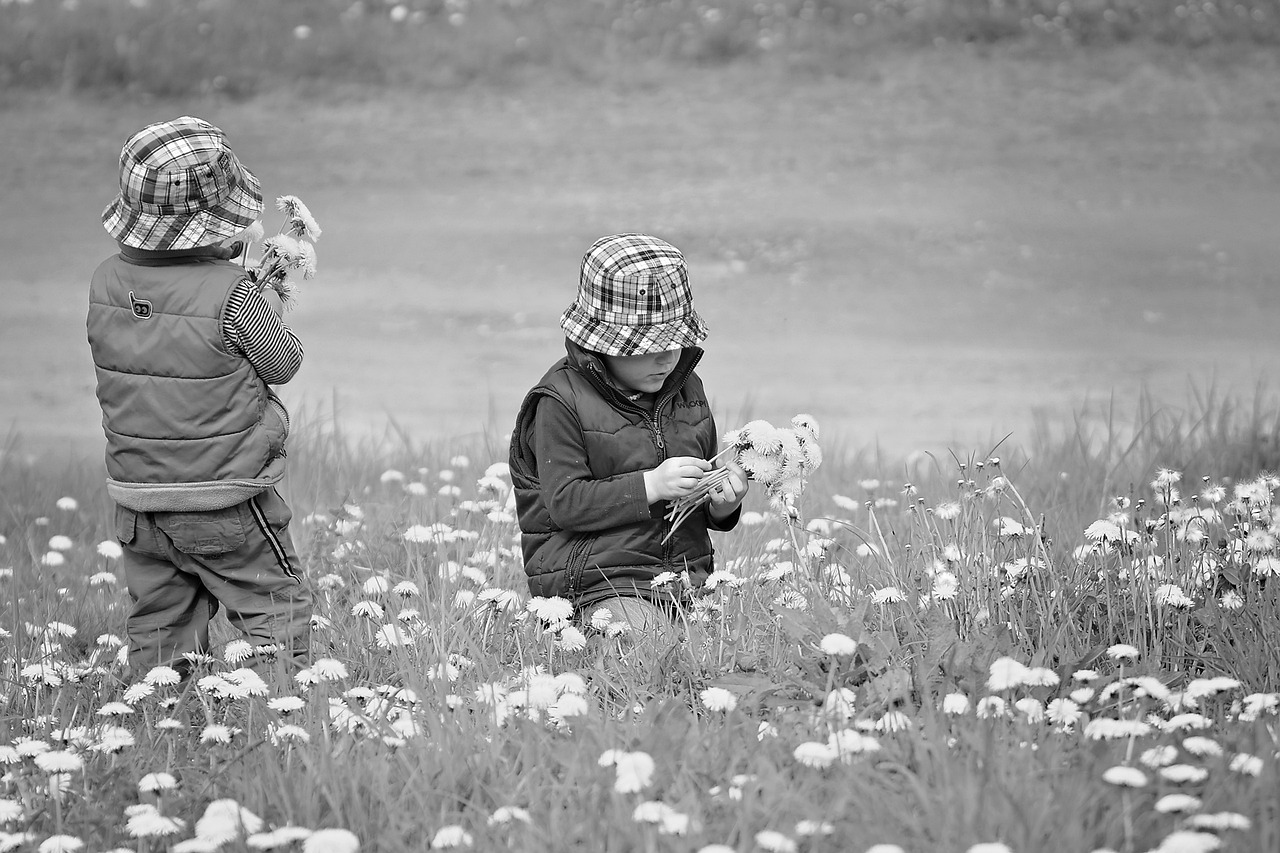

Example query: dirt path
[3,47,1279,462]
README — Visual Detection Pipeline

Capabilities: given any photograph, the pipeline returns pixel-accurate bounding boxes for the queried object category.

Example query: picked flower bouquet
[662,414,822,542]
[245,195,321,310]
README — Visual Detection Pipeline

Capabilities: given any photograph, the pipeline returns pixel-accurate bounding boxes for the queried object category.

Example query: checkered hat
[102,116,263,251]
[561,234,708,357]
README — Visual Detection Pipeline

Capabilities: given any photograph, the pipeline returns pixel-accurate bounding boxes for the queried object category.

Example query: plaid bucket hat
[102,116,263,251]
[561,234,708,357]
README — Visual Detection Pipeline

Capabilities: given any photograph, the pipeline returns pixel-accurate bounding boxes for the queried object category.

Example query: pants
[114,488,312,677]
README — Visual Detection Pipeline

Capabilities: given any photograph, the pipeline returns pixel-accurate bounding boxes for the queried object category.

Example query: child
[86,116,311,678]
[509,233,749,656]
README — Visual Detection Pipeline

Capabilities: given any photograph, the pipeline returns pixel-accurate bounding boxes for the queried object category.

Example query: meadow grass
[2,0,1280,99]
[1,393,1278,852]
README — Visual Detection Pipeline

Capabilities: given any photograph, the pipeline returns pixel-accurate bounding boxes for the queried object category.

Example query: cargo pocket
[157,504,248,556]
[114,505,138,546]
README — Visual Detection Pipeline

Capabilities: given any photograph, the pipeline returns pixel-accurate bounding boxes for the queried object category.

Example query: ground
[3,45,1279,462]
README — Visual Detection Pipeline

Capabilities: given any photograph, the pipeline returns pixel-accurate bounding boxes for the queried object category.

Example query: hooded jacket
[509,340,739,605]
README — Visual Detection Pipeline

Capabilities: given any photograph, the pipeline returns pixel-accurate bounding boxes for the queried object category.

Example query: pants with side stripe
[114,488,312,679]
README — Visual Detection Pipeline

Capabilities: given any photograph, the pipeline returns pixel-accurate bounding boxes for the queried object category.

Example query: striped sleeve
[223,279,304,384]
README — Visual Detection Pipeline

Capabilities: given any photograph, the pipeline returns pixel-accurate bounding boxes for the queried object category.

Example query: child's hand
[644,456,711,503]
[707,459,749,519]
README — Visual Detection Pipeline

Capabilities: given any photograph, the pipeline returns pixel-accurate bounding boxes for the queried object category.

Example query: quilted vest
[87,254,274,485]
[510,342,719,603]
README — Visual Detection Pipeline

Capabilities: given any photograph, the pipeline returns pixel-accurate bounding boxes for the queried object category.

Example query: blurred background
[3,0,1280,462]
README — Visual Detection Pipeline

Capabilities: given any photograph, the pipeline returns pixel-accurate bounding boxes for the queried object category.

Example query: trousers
[114,488,312,677]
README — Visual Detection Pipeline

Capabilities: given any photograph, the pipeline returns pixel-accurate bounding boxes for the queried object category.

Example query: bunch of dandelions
[663,414,821,542]
[246,195,321,310]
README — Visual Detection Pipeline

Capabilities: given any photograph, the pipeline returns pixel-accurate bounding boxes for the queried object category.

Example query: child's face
[602,348,682,395]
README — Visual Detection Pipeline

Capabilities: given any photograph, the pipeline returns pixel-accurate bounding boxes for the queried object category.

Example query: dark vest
[510,343,719,604]
[87,254,274,484]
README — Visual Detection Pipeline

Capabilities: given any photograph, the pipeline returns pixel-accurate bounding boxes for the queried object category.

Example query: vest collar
[562,338,703,408]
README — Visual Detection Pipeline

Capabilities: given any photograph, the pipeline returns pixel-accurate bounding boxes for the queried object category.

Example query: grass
[2,0,1280,99]
[1,393,1278,852]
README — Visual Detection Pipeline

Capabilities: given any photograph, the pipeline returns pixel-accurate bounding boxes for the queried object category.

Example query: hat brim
[561,301,708,357]
[102,165,264,251]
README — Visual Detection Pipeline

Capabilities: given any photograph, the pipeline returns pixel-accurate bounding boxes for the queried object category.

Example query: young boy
[509,233,749,656]
[87,116,311,678]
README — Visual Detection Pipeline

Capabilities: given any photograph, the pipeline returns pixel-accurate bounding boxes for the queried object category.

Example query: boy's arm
[534,396,656,533]
[224,279,304,384]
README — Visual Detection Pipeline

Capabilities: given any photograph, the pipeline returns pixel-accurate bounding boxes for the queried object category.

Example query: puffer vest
[510,342,719,604]
[87,253,275,485]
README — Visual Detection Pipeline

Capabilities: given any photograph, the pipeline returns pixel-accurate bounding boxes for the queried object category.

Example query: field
[3,1,1280,852]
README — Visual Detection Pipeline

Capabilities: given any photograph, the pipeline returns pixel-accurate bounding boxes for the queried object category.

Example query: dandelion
[942,692,971,715]
[1046,698,1083,727]
[38,837,83,853]
[1181,736,1221,757]
[819,633,857,656]
[311,659,349,681]
[793,742,837,769]
[1154,794,1202,814]
[429,826,472,848]
[48,535,74,551]
[1228,753,1263,776]
[987,657,1031,692]
[33,751,83,774]
[196,800,265,843]
[1253,555,1280,576]
[966,845,1014,853]
[700,687,738,713]
[527,596,574,623]
[1148,831,1221,852]
[1159,764,1209,784]
[871,586,905,604]
[1106,643,1140,661]
[487,806,531,826]
[795,820,833,837]
[599,750,655,794]
[755,830,798,853]
[126,804,186,838]
[1185,813,1251,832]
[200,725,234,745]
[301,828,360,853]
[138,772,177,793]
[40,552,66,567]
[374,624,414,649]
[975,696,1007,718]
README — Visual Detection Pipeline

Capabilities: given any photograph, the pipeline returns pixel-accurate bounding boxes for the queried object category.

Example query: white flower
[871,586,905,604]
[1181,736,1221,757]
[818,633,857,656]
[301,828,360,853]
[1184,812,1252,832]
[700,687,738,713]
[196,799,265,842]
[200,725,233,745]
[429,825,472,848]
[942,692,971,715]
[1154,794,1202,814]
[487,806,531,826]
[599,750,655,793]
[526,596,574,623]
[40,551,66,568]
[1105,643,1140,661]
[754,830,798,853]
[1229,753,1263,776]
[1046,698,1083,727]
[1154,584,1194,608]
[96,540,123,559]
[555,626,587,652]
[34,751,83,774]
[1159,764,1210,784]
[966,845,1014,853]
[987,657,1031,692]
[144,665,182,686]
[1148,831,1221,852]
[138,772,178,793]
[126,804,186,838]
[374,624,414,649]
[48,535,74,551]
[311,659,349,681]
[792,741,837,769]
[38,836,83,853]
